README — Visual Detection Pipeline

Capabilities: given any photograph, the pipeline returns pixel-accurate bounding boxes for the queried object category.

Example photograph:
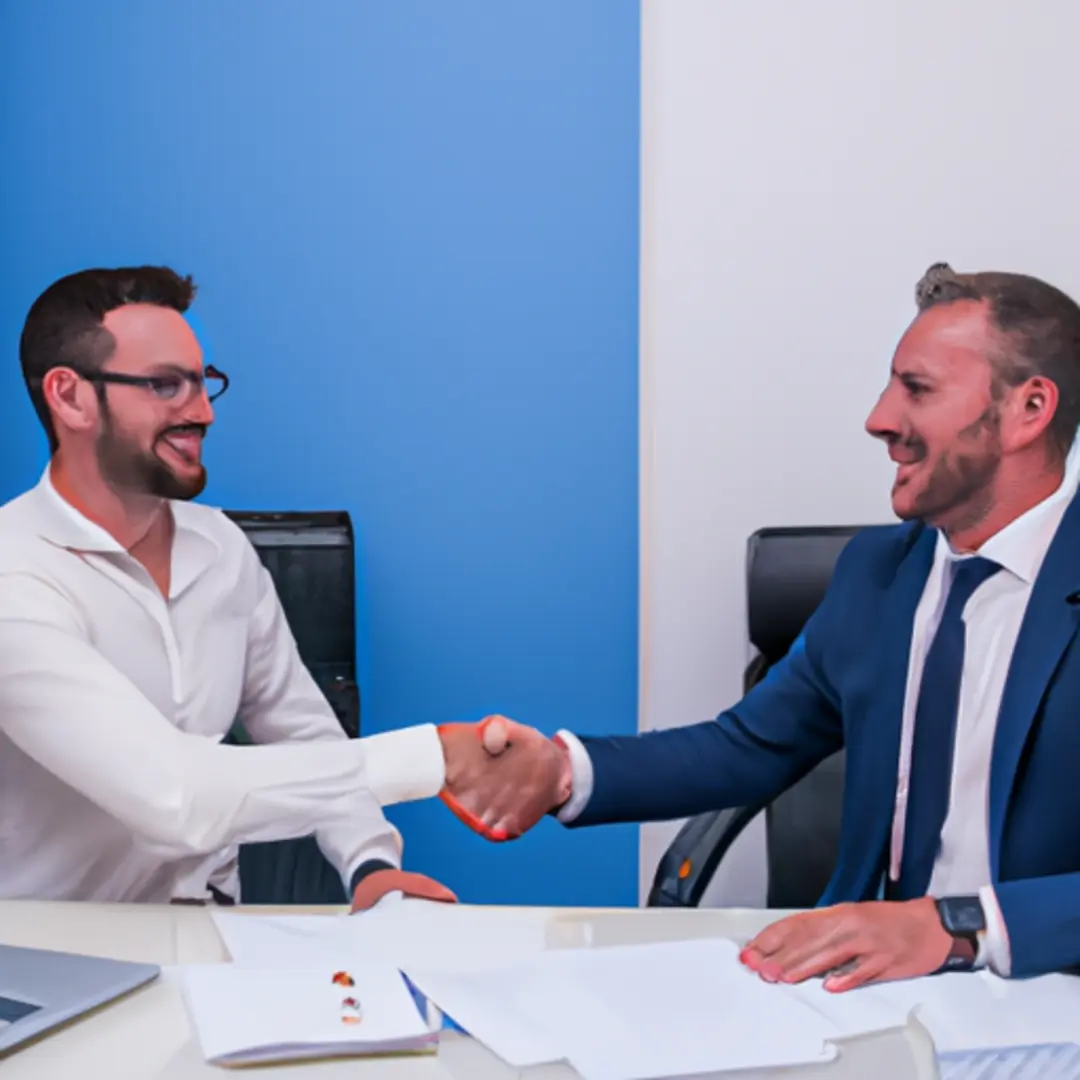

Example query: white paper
[541,940,840,1080]
[407,939,839,1078]
[212,906,1080,1072]
[788,969,1080,1053]
[213,900,550,973]
[181,962,436,1065]
[397,965,566,1068]
[938,1043,1080,1080]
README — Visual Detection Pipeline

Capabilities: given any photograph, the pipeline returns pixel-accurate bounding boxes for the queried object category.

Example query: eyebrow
[892,364,932,381]
[110,363,200,378]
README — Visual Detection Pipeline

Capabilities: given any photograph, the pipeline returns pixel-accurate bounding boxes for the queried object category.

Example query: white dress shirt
[561,442,1080,977]
[0,470,447,903]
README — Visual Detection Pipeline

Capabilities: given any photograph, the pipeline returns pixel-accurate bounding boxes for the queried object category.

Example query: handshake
[353,716,575,909]
[436,717,575,841]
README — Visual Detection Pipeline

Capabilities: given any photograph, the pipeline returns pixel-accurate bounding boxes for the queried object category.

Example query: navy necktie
[892,556,1002,900]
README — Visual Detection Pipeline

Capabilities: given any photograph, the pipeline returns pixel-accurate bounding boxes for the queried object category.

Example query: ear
[1000,375,1059,453]
[42,368,101,442]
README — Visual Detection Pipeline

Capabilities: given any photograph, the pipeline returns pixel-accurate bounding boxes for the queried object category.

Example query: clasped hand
[438,716,573,841]
[350,716,568,912]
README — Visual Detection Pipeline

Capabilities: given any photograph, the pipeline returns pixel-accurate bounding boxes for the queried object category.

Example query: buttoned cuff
[362,724,446,806]
[978,884,1011,975]
[554,729,593,823]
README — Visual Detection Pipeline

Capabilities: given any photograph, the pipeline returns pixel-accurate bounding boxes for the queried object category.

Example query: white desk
[0,901,939,1080]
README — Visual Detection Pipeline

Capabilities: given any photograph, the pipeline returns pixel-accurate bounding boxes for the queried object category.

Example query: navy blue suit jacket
[573,492,1080,978]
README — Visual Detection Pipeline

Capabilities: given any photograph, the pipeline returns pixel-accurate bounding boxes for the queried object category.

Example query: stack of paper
[181,961,436,1066]
[403,937,1080,1077]
[209,903,1080,1077]
[407,939,843,1078]
[214,916,847,1076]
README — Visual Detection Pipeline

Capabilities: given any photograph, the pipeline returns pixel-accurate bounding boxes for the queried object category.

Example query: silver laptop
[0,944,159,1055]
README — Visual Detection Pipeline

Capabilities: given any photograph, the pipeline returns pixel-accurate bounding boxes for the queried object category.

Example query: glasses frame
[74,363,230,404]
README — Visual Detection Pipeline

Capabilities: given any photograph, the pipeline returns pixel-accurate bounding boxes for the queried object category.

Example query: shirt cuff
[348,854,399,897]
[978,884,1011,975]
[554,729,593,823]
[362,724,446,806]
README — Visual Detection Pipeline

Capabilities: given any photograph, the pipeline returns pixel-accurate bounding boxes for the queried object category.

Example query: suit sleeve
[570,543,857,827]
[994,874,1080,977]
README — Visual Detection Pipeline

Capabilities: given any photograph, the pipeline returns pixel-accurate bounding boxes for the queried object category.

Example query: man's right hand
[437,716,573,841]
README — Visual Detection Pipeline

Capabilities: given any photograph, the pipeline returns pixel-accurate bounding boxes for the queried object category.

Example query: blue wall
[0,2,640,905]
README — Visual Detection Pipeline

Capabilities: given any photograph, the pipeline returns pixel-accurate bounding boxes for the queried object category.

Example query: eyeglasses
[75,364,229,405]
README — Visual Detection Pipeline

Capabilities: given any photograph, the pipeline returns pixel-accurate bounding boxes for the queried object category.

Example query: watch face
[939,896,986,936]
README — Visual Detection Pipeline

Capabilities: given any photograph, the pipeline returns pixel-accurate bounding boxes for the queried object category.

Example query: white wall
[639,0,1080,904]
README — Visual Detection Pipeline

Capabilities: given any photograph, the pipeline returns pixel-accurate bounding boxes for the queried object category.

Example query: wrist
[551,734,574,810]
[349,858,397,897]
[350,866,404,911]
[933,894,986,972]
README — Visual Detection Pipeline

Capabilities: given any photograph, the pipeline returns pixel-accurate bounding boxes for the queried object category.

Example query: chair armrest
[743,652,771,694]
[646,804,763,908]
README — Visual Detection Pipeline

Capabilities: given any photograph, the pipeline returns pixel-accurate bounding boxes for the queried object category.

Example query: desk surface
[0,901,938,1080]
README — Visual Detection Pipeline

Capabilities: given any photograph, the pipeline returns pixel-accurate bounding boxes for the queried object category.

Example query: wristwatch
[934,895,985,972]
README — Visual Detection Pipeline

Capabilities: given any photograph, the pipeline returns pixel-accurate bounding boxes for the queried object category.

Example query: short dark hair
[19,266,196,452]
[915,262,1080,455]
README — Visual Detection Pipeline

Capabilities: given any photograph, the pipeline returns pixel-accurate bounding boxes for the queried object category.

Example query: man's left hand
[740,899,952,992]
[350,869,457,912]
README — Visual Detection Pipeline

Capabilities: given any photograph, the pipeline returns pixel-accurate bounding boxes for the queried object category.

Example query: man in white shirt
[449,262,1080,986]
[0,265,501,908]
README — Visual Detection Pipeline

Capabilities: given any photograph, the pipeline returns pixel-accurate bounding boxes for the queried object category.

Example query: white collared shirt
[561,444,1080,976]
[0,470,446,903]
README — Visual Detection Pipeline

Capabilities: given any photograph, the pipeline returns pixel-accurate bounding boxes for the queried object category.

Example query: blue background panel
[0,0,640,905]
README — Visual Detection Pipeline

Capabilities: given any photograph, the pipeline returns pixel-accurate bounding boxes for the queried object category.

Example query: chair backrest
[648,524,872,910]
[223,509,359,906]
[746,525,863,665]
[746,525,865,908]
[225,510,360,738]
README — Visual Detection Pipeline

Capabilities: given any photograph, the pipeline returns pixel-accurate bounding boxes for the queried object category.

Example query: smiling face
[865,299,1008,534]
[94,304,214,500]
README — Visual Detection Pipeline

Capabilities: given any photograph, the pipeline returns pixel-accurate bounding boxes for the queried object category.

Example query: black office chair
[224,511,360,905]
[647,526,865,910]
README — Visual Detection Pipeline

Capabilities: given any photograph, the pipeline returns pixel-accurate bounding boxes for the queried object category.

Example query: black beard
[96,421,207,501]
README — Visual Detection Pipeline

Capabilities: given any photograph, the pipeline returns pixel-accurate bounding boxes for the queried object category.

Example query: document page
[212,900,550,972]
[407,939,840,1078]
[789,967,1080,1053]
[181,961,436,1065]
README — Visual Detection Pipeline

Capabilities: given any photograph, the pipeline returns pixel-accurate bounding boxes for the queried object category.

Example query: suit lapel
[989,492,1080,878]
[845,524,938,899]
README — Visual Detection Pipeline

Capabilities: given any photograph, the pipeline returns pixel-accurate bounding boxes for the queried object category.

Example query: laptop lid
[0,944,159,1055]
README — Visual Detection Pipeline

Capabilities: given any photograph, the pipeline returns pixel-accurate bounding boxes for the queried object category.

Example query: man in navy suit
[439,262,1080,988]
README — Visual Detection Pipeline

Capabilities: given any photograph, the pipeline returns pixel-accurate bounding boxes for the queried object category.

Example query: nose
[185,384,215,427]
[865,384,901,441]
